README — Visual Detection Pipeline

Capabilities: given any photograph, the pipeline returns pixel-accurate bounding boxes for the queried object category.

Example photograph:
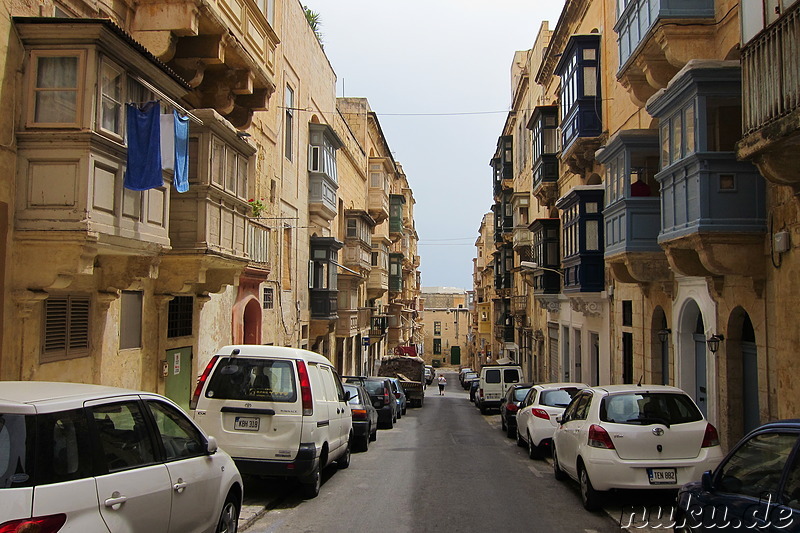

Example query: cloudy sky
[302,0,566,290]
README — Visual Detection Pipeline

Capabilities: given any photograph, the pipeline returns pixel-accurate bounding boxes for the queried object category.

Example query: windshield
[600,392,703,425]
[206,357,297,402]
[540,388,582,408]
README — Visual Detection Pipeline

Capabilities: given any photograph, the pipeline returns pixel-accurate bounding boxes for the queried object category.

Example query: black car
[344,376,397,429]
[461,372,478,390]
[343,383,379,451]
[675,419,800,532]
[499,382,534,439]
[469,379,480,403]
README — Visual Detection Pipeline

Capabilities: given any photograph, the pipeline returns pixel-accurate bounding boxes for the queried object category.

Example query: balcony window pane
[585,220,599,251]
[34,55,79,124]
[100,62,123,134]
[585,202,598,214]
[661,123,670,167]
[584,67,597,97]
[671,113,682,163]
[684,103,696,156]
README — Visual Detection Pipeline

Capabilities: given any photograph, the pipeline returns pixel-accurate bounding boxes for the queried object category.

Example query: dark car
[499,383,534,438]
[382,377,407,417]
[469,379,480,403]
[344,376,397,429]
[461,372,479,390]
[675,419,800,532]
[343,383,379,451]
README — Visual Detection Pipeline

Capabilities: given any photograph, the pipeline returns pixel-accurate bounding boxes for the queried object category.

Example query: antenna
[637,375,643,387]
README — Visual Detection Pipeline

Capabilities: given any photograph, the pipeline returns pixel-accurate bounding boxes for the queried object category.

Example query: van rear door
[196,357,303,460]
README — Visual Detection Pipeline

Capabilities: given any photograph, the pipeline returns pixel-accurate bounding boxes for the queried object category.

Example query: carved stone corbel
[13,290,48,319]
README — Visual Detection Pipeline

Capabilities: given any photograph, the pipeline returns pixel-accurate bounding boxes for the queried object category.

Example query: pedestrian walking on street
[437,374,446,395]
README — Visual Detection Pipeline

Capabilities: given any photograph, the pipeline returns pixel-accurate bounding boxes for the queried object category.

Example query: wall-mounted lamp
[657,328,671,343]
[707,334,725,353]
[520,261,565,278]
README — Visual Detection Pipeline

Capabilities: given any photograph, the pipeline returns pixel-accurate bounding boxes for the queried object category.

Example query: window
[35,409,92,485]
[716,432,797,499]
[263,287,274,309]
[433,338,442,355]
[503,369,520,383]
[29,50,84,126]
[282,226,293,287]
[146,400,206,460]
[43,295,90,361]
[600,392,703,425]
[120,291,143,349]
[485,369,501,384]
[91,401,156,472]
[622,300,633,327]
[622,332,633,383]
[284,85,294,161]
[346,219,357,238]
[99,60,123,135]
[434,322,441,336]
[167,296,193,338]
[205,357,298,402]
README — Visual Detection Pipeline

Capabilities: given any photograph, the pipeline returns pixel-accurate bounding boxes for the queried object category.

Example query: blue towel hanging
[124,101,163,191]
[173,110,190,193]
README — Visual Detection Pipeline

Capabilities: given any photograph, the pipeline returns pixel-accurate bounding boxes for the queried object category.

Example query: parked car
[461,372,478,389]
[458,367,474,386]
[343,383,378,452]
[516,382,588,458]
[193,345,353,498]
[424,365,434,385]
[499,382,534,439]
[476,364,523,414]
[383,377,408,417]
[0,381,243,533]
[469,379,480,404]
[675,420,800,532]
[552,384,724,511]
[345,376,397,430]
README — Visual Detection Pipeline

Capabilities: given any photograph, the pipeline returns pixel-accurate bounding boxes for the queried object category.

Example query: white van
[191,345,353,498]
[477,364,523,414]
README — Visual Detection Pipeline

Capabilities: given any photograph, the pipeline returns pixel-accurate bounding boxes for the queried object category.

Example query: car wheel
[579,466,602,511]
[402,406,407,415]
[215,494,240,533]
[506,422,516,439]
[479,403,487,415]
[527,432,541,459]
[369,425,378,441]
[516,429,526,447]
[338,438,351,469]
[552,447,567,481]
[501,415,507,431]
[300,466,321,499]
[385,416,394,429]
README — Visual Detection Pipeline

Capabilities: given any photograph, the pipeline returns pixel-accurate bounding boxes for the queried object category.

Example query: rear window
[513,387,532,402]
[206,357,297,403]
[504,369,520,383]
[361,380,387,396]
[485,369,501,383]
[540,388,581,407]
[600,392,703,425]
[344,386,362,405]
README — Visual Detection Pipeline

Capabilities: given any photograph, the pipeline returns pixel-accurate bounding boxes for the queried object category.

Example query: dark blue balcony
[596,130,661,257]
[529,218,561,295]
[615,0,714,70]
[556,186,605,293]
[555,35,602,155]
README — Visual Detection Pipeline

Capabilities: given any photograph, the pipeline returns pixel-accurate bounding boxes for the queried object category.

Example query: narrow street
[238,372,644,533]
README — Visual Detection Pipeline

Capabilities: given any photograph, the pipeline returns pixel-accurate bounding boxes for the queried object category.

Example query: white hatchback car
[515,382,587,459]
[552,384,724,511]
[0,381,242,533]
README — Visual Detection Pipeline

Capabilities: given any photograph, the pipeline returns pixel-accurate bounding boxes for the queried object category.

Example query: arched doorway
[651,307,669,385]
[243,298,261,344]
[726,308,760,442]
[678,299,708,416]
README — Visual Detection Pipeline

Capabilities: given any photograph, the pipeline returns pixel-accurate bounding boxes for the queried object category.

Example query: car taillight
[532,408,550,420]
[296,360,313,416]
[702,423,720,447]
[478,388,483,398]
[0,514,67,533]
[190,355,219,409]
[351,409,368,420]
[383,387,391,406]
[506,403,518,413]
[588,424,615,449]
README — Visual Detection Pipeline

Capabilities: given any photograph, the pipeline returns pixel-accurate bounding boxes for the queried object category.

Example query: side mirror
[343,391,351,402]
[556,415,564,424]
[206,435,218,454]
[701,470,714,492]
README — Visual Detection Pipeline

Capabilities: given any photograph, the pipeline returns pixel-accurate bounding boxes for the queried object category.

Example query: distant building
[421,288,471,368]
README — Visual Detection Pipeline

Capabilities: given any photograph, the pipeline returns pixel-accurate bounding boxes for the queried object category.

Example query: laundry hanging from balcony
[125,102,191,192]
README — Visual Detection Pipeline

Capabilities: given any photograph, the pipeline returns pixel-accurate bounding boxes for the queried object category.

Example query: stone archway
[677,299,708,416]
[242,297,262,344]
[650,306,670,385]
[724,307,759,444]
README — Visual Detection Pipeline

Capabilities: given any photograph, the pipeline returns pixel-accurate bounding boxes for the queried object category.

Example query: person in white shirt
[437,375,447,396]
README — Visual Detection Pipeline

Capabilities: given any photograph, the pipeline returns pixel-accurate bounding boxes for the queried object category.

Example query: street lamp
[707,334,725,354]
[520,261,565,278]
[657,328,671,343]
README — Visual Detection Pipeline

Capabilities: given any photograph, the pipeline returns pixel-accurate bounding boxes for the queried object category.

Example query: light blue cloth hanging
[124,101,163,191]
[173,111,190,193]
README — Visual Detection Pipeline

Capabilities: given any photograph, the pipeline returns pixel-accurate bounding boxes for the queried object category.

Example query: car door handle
[104,492,128,509]
[173,479,187,493]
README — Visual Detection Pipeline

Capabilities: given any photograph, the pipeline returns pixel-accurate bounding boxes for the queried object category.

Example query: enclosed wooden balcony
[738,0,800,193]
[615,0,716,106]
[556,186,605,294]
[131,0,278,127]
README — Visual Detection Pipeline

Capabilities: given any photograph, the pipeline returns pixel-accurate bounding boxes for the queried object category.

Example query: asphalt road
[239,371,644,533]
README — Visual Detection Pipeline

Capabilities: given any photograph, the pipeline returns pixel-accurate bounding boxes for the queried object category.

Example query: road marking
[527,465,543,478]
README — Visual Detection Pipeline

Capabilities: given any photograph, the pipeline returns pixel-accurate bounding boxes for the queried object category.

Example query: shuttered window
[42,295,90,361]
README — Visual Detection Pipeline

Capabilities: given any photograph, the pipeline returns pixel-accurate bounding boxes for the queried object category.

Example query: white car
[0,381,242,533]
[515,382,587,458]
[552,384,724,511]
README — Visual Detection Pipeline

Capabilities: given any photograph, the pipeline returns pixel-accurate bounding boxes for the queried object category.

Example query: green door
[450,346,461,365]
[165,347,193,412]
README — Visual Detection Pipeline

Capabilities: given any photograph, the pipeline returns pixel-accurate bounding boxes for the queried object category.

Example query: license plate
[648,468,677,485]
[234,416,260,431]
